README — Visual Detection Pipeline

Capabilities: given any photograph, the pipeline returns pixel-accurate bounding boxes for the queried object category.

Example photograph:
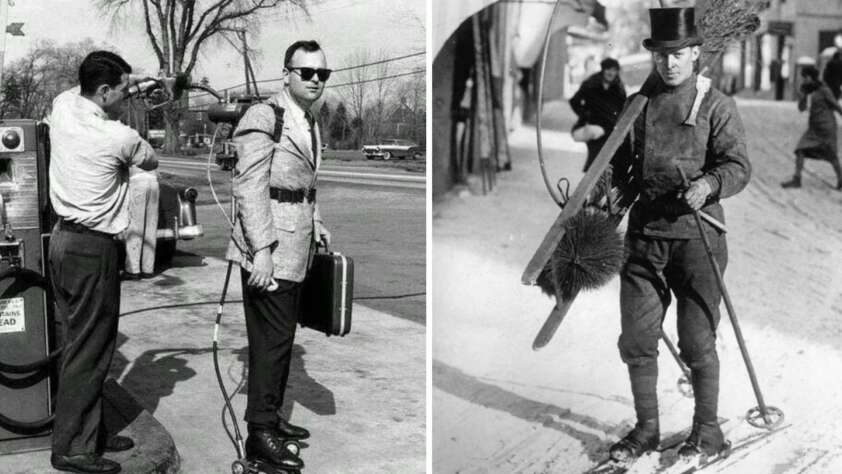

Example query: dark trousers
[49,225,121,456]
[618,233,727,424]
[241,270,301,431]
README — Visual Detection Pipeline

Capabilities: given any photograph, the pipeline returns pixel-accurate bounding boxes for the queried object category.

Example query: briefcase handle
[316,240,331,255]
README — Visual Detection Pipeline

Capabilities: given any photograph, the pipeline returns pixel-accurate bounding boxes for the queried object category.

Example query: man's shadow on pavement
[118,346,212,415]
[234,344,336,418]
[434,360,632,463]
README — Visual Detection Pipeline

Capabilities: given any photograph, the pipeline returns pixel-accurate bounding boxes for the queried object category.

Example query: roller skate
[230,429,303,474]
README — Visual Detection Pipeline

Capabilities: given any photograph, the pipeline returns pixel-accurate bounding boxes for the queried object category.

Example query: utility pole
[220,28,259,99]
[240,31,251,96]
[0,12,24,92]
[0,0,9,90]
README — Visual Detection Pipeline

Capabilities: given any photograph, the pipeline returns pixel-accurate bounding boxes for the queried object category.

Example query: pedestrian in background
[822,51,842,100]
[569,57,626,171]
[782,65,842,190]
[123,167,160,279]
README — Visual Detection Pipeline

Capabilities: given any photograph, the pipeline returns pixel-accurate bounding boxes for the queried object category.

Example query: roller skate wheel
[231,459,248,474]
[284,440,301,456]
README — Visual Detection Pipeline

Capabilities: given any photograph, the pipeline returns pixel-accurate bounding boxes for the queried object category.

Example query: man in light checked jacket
[225,40,332,472]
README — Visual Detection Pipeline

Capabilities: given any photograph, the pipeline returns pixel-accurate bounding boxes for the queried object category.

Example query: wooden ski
[532,293,578,350]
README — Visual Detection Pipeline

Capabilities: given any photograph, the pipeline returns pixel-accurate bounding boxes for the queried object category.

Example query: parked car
[153,181,204,266]
[216,140,237,170]
[361,138,422,160]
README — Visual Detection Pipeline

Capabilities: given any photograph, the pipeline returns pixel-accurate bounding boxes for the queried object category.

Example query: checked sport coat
[225,88,324,282]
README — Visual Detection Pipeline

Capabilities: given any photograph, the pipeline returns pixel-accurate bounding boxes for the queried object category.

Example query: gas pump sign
[0,297,25,333]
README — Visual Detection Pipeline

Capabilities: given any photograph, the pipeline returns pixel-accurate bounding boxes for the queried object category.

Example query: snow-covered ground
[432,99,842,473]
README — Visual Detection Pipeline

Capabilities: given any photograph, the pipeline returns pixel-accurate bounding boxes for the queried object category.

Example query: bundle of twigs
[697,0,768,71]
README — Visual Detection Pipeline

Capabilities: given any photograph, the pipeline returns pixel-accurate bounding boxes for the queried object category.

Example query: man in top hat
[607,7,751,464]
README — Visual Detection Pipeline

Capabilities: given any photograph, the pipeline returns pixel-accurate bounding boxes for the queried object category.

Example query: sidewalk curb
[102,379,181,474]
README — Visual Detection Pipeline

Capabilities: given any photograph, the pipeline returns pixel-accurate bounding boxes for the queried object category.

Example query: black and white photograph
[0,0,426,472]
[433,0,842,472]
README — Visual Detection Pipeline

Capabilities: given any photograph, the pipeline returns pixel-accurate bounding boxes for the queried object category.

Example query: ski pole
[677,167,783,429]
[660,331,694,398]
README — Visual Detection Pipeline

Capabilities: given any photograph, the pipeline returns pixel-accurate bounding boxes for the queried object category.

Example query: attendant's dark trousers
[618,233,727,426]
[49,223,121,456]
[240,270,301,431]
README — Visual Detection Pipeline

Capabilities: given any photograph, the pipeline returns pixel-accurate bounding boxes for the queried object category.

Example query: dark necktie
[306,112,318,165]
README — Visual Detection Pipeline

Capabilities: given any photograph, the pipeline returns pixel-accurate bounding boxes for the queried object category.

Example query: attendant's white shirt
[48,88,157,234]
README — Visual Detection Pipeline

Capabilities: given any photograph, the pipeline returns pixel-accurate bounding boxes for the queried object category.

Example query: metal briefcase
[300,247,353,336]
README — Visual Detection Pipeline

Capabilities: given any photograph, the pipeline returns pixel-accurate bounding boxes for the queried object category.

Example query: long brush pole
[677,167,774,426]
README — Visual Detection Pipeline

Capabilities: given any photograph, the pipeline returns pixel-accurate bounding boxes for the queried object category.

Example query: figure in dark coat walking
[781,65,842,190]
[570,57,627,171]
[822,51,842,100]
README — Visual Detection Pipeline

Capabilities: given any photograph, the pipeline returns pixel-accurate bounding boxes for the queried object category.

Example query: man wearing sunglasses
[225,39,332,472]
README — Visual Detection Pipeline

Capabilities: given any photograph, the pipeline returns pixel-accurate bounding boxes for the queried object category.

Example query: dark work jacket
[613,73,751,239]
[570,72,627,133]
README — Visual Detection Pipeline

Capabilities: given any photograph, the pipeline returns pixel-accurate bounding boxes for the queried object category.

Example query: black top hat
[642,7,703,52]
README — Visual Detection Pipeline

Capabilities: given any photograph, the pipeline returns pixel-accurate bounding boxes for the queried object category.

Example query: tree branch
[183,0,196,40]
[184,24,219,75]
[178,0,192,58]
[214,0,284,25]
[168,0,177,72]
[185,0,232,44]
[140,0,165,68]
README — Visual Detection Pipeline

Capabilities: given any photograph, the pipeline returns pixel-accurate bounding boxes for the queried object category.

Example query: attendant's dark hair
[79,51,132,96]
[284,40,322,67]
[600,57,620,71]
[801,65,819,81]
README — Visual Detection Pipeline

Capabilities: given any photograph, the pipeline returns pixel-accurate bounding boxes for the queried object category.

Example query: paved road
[159,155,426,189]
[160,155,427,324]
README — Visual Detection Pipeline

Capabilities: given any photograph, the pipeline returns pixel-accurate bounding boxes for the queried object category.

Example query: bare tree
[393,74,426,143]
[336,49,370,148]
[95,0,313,153]
[335,48,401,146]
[367,50,396,141]
[1,39,100,120]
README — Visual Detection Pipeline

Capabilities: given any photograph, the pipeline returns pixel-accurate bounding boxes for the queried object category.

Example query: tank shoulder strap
[268,103,285,143]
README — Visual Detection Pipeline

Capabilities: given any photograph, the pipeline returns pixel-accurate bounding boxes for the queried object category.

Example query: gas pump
[0,119,58,454]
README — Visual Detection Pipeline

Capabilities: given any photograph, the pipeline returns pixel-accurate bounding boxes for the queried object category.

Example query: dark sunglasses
[287,67,332,82]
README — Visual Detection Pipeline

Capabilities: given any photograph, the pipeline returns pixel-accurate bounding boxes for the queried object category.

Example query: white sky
[4,0,425,92]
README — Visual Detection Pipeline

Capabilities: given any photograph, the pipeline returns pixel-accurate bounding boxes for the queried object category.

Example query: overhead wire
[176,68,425,114]
[188,50,425,102]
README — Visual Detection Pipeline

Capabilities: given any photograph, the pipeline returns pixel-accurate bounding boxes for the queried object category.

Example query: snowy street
[432,98,842,473]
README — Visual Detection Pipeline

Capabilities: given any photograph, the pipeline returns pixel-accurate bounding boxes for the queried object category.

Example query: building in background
[723,0,842,100]
[432,0,605,199]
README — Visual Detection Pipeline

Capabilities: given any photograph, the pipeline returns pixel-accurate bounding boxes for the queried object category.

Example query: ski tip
[532,339,548,351]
